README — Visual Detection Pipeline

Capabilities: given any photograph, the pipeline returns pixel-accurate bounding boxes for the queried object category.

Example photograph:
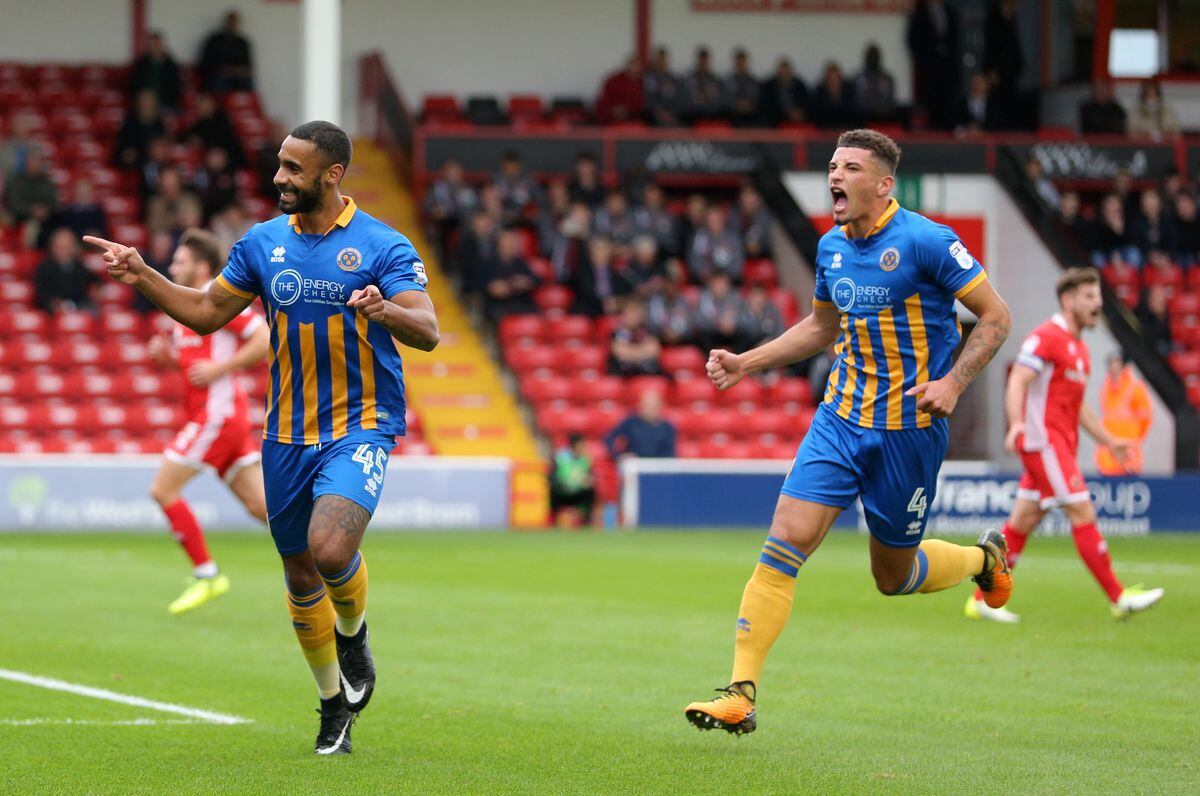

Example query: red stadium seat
[1189,382,1200,408]
[110,222,148,251]
[1143,263,1184,296]
[770,288,800,324]
[627,375,669,401]
[0,281,34,307]
[533,285,573,314]
[743,259,778,289]
[572,374,626,405]
[506,345,558,374]
[422,94,460,119]
[53,311,96,336]
[4,310,49,336]
[523,374,574,405]
[660,346,705,378]
[1168,292,1200,320]
[1168,351,1200,382]
[673,378,716,406]
[498,314,546,345]
[716,378,765,406]
[676,438,704,459]
[544,315,593,344]
[537,405,594,437]
[508,94,544,117]
[556,344,607,374]
[771,377,815,406]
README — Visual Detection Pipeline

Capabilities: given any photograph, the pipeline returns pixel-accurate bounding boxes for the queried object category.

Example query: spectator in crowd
[193,147,239,222]
[134,230,176,313]
[1056,190,1090,244]
[458,209,498,297]
[1110,167,1141,222]
[626,235,667,293]
[907,0,961,129]
[0,113,39,179]
[185,92,244,166]
[537,178,572,255]
[688,205,745,283]
[199,10,254,92]
[549,434,596,527]
[1091,192,1141,267]
[139,136,174,200]
[726,48,761,127]
[571,236,632,317]
[41,178,106,248]
[256,118,288,197]
[424,158,478,262]
[145,168,203,235]
[1135,283,1172,355]
[34,228,98,313]
[1025,157,1060,208]
[1161,167,1187,202]
[130,31,183,111]
[594,190,637,250]
[761,58,809,127]
[982,0,1023,126]
[608,300,663,377]
[210,202,254,255]
[632,182,679,256]
[493,151,540,223]
[548,202,592,283]
[679,193,709,256]
[645,261,696,347]
[738,285,785,351]
[1130,189,1177,256]
[732,185,772,259]
[1128,79,1182,140]
[1080,80,1127,134]
[1172,192,1200,266]
[644,46,682,127]
[569,152,605,209]
[596,54,645,125]
[852,44,898,125]
[810,62,858,130]
[682,47,725,123]
[477,183,504,224]
[605,390,677,459]
[957,72,1002,133]
[1097,353,1152,475]
[116,90,168,170]
[695,271,746,351]
[4,149,57,225]
[483,226,539,321]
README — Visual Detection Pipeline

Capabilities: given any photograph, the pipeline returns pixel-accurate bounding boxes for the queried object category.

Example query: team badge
[336,247,363,272]
[879,247,900,272]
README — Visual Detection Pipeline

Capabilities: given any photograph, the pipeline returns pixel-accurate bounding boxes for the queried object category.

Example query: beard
[279,181,323,214]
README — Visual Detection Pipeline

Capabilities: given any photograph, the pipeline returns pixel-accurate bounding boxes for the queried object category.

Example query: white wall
[0,0,127,61]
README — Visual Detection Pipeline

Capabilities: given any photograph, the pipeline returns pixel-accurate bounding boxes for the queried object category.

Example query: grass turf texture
[0,530,1196,795]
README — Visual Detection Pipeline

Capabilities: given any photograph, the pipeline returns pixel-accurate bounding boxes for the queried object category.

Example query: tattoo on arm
[949,315,1011,388]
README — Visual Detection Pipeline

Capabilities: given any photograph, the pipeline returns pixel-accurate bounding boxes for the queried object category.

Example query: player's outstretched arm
[907,280,1012,417]
[346,285,440,351]
[707,302,841,390]
[83,236,253,335]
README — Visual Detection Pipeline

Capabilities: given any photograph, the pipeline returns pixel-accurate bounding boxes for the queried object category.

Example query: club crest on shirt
[336,247,363,272]
[879,247,900,272]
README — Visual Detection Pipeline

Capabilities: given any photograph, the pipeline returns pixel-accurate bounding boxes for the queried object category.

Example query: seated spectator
[569,152,605,209]
[493,151,540,223]
[696,271,746,351]
[571,236,632,317]
[957,72,1002,134]
[185,92,244,166]
[682,47,725,123]
[688,206,745,283]
[1172,192,1200,267]
[549,434,596,527]
[738,285,785,351]
[257,118,289,198]
[1136,283,1172,355]
[645,261,696,346]
[608,301,662,377]
[679,194,709,256]
[483,226,539,321]
[632,182,679,256]
[605,390,677,459]
[732,185,772,259]
[852,44,898,124]
[1112,167,1140,220]
[594,190,636,249]
[726,48,761,127]
[1091,193,1141,268]
[210,203,254,255]
[1161,167,1187,202]
[477,182,504,223]
[1079,80,1127,134]
[1131,189,1177,256]
[1056,190,1090,244]
[537,178,571,254]
[810,62,858,130]
[548,202,593,282]
[4,149,58,225]
[761,58,809,126]
[193,147,239,222]
[139,136,174,200]
[134,231,176,314]
[34,229,98,313]
[1128,79,1181,140]
[626,235,667,292]
[130,31,182,111]
[1025,157,1060,208]
[145,168,203,235]
[424,158,478,263]
[40,179,107,248]
[0,113,39,178]
[116,90,168,169]
[458,209,498,297]
[199,10,254,92]
[644,46,682,127]
[596,55,645,125]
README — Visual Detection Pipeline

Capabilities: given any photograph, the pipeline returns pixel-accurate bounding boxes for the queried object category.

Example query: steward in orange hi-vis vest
[1096,359,1152,475]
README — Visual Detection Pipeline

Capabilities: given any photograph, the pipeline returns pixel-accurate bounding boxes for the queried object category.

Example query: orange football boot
[972,528,1013,609]
[684,682,756,735]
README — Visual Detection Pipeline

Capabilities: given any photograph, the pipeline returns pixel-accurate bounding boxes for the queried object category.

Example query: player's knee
[149,483,178,507]
[308,534,355,577]
[1065,501,1096,526]
[870,563,909,595]
[283,562,322,595]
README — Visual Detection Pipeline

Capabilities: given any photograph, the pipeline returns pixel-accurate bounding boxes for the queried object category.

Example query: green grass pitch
[1,529,1196,794]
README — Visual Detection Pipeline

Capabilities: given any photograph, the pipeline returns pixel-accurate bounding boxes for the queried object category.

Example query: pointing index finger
[82,235,118,252]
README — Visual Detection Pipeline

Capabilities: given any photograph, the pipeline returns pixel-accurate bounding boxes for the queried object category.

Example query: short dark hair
[836,128,902,174]
[1056,266,1101,299]
[290,120,352,171]
[178,228,224,272]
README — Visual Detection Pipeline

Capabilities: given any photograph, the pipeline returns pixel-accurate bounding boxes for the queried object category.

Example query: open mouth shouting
[831,186,848,216]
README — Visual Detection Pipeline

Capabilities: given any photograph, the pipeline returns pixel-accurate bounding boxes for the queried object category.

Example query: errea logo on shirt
[830,252,842,270]
[270,246,286,263]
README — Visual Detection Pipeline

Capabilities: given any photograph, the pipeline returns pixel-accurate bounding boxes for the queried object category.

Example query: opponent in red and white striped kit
[965,268,1163,623]
[145,230,270,615]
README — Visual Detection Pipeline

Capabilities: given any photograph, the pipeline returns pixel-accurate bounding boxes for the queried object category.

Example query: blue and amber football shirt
[813,198,987,430]
[215,197,428,445]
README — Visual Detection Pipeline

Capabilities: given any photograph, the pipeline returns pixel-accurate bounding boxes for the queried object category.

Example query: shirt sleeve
[1016,332,1049,372]
[921,222,987,299]
[812,242,832,307]
[215,238,258,299]
[377,236,429,298]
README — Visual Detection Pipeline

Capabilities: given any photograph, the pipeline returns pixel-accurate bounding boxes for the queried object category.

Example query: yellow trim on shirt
[878,308,906,430]
[328,314,349,439]
[855,318,877,428]
[215,274,255,300]
[904,294,932,428]
[275,311,294,440]
[836,326,859,421]
[289,195,358,235]
[355,315,378,430]
[811,297,834,309]
[842,197,900,239]
[954,270,989,299]
[298,322,320,444]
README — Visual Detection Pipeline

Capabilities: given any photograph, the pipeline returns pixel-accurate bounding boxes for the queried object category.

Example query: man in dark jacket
[605,390,677,459]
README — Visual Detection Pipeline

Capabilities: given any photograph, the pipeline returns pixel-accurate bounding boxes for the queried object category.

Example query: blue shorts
[781,406,949,548]
[261,430,395,556]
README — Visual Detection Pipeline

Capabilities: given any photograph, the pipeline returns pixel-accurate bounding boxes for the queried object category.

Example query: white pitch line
[0,669,252,726]
[0,718,206,727]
